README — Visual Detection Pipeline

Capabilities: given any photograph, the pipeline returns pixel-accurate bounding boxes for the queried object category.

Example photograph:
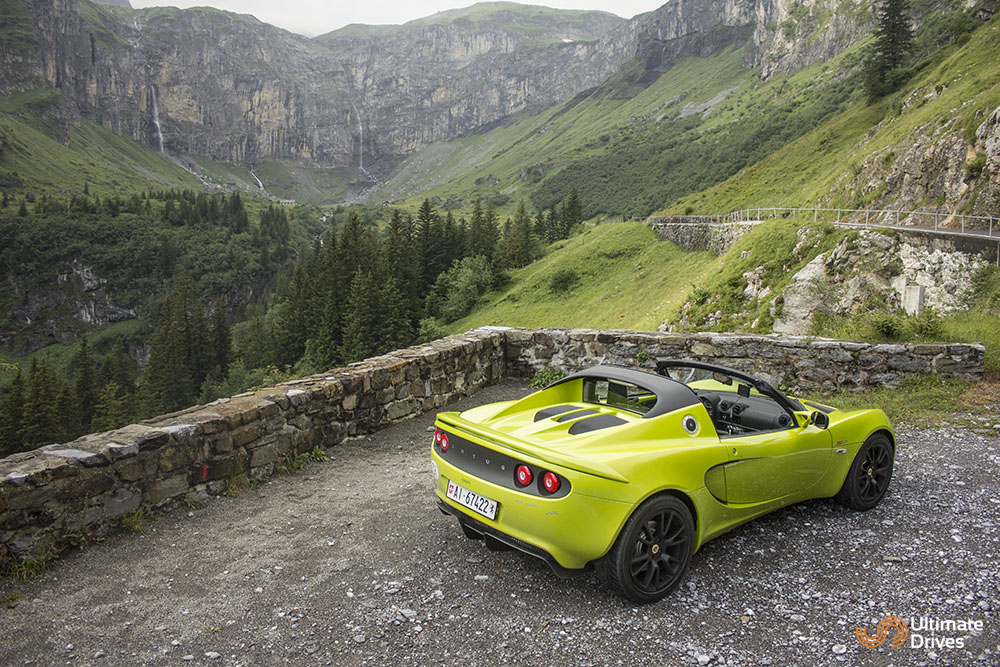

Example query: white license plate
[446,480,498,521]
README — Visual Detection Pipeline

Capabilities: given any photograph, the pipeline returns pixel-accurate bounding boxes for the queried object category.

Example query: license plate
[446,480,498,520]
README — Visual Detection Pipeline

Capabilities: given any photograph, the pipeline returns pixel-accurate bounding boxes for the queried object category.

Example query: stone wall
[648,218,759,254]
[503,328,985,393]
[0,330,505,565]
[0,326,986,566]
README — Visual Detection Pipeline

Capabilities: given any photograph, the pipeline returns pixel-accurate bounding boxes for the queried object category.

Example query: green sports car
[431,361,896,603]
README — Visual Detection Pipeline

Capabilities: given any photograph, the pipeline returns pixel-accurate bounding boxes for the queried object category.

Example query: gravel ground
[1,381,997,667]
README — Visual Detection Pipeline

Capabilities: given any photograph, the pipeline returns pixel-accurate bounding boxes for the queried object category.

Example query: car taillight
[542,471,560,494]
[434,428,441,444]
[440,433,449,452]
[515,464,532,487]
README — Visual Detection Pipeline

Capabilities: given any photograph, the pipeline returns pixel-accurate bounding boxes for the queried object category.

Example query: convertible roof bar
[547,365,699,419]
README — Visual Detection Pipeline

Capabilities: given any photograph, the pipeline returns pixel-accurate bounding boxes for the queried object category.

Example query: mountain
[0,0,896,203]
[1,0,630,187]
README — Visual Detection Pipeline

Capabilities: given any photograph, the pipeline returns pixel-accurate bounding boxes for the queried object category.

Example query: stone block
[158,443,199,473]
[195,458,245,483]
[250,444,278,468]
[163,423,199,440]
[690,342,722,357]
[40,446,108,468]
[103,488,141,519]
[231,423,264,449]
[887,356,930,373]
[146,474,190,505]
[286,389,309,407]
[106,442,138,461]
[115,452,158,482]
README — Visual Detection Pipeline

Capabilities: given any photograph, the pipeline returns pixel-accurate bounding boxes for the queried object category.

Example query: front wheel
[600,495,694,604]
[836,433,894,511]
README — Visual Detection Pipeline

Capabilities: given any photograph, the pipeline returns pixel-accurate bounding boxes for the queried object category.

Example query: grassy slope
[448,221,718,332]
[0,93,200,197]
[664,16,1000,214]
[384,45,751,209]
[254,161,358,205]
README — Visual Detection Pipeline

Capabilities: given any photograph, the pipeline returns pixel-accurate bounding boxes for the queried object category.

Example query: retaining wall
[648,217,758,254]
[0,330,505,564]
[0,327,986,565]
[504,328,985,392]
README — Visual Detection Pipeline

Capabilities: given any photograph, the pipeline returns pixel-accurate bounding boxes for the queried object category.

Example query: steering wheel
[699,396,714,416]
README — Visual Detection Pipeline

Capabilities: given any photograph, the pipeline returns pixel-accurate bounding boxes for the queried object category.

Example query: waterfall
[351,101,382,190]
[150,85,165,153]
[351,101,364,172]
[249,167,265,191]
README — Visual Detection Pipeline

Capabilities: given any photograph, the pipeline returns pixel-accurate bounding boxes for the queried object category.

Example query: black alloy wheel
[836,433,894,511]
[601,495,693,603]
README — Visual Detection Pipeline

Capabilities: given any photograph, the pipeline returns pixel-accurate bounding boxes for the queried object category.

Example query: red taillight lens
[542,472,560,494]
[515,464,532,486]
[440,433,449,452]
[434,428,441,444]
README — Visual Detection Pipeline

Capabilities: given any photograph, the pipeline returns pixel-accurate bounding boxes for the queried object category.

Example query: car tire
[836,433,894,511]
[600,494,694,604]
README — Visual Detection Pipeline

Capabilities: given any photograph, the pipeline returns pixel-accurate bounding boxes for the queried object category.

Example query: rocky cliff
[1,0,880,176]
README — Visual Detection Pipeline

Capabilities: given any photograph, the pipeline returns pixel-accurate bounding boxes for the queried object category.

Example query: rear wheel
[600,495,693,604]
[836,433,894,511]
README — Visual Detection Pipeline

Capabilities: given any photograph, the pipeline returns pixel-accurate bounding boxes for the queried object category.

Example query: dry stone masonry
[504,329,984,392]
[649,217,758,254]
[0,327,985,567]
[0,331,505,566]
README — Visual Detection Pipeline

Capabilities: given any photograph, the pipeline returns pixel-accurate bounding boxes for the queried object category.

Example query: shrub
[529,367,565,389]
[964,154,987,181]
[911,308,943,339]
[869,313,905,340]
[549,268,579,294]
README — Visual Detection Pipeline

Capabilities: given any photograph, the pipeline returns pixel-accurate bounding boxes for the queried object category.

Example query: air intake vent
[533,405,579,422]
[568,415,627,435]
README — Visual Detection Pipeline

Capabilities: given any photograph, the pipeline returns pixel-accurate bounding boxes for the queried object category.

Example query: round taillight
[515,464,532,487]
[434,428,442,444]
[542,472,560,494]
[440,433,449,452]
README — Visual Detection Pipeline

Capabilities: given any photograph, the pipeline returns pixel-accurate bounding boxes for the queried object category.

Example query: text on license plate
[446,480,498,520]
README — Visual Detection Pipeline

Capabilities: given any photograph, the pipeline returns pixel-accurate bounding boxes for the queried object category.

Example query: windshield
[659,363,805,413]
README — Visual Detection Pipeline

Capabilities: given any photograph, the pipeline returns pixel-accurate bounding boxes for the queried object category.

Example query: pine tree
[92,382,131,433]
[1,368,25,455]
[18,200,28,217]
[275,260,313,367]
[100,336,137,395]
[140,273,208,414]
[384,210,421,327]
[74,336,98,430]
[505,201,538,268]
[19,358,63,447]
[416,199,447,292]
[312,228,346,369]
[209,300,231,376]
[863,0,914,102]
[562,187,583,236]
[340,269,383,363]
[379,277,414,353]
[483,200,500,259]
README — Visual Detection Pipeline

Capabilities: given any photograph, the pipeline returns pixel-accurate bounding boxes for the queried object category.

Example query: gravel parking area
[1,382,997,666]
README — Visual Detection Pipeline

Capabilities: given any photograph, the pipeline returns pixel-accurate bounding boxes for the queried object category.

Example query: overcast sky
[128,1,667,37]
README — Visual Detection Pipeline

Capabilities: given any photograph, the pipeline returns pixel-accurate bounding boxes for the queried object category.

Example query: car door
[721,417,833,504]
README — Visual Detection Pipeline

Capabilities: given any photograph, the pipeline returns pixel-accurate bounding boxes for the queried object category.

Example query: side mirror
[811,411,830,430]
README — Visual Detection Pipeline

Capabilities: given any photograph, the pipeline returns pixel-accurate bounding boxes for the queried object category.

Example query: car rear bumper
[436,499,587,578]
[432,447,631,570]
